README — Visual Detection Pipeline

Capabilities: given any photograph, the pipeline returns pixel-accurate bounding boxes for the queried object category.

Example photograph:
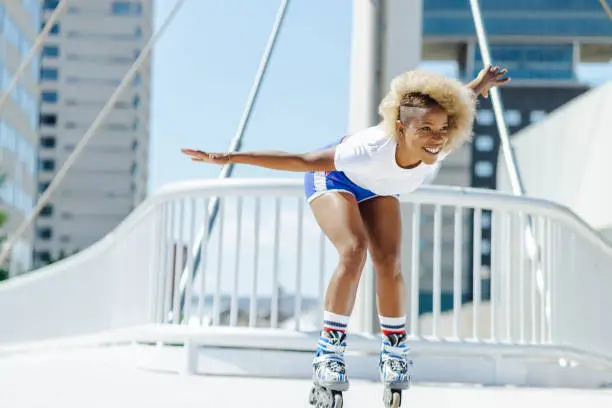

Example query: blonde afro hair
[378,69,477,152]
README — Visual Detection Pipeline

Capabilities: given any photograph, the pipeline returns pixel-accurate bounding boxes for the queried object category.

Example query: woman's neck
[395,142,421,169]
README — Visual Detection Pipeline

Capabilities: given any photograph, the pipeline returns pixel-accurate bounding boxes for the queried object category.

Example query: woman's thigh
[309,191,369,256]
[358,196,402,269]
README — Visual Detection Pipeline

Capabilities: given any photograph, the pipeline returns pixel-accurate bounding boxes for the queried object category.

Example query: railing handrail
[4,177,610,288]
[146,178,612,259]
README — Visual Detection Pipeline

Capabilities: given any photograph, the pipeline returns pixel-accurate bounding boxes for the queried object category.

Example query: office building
[34,0,152,268]
[416,0,612,305]
[0,1,41,276]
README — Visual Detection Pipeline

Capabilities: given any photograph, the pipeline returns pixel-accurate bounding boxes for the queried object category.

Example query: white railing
[145,179,612,357]
[1,178,612,384]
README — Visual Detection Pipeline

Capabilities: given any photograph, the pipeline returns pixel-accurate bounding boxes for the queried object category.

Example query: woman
[182,65,509,406]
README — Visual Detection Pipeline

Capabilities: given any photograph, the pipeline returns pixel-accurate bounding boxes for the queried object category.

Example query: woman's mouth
[423,145,442,155]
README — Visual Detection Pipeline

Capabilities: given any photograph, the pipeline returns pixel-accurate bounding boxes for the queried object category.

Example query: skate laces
[321,358,345,373]
[380,333,410,370]
[313,330,347,367]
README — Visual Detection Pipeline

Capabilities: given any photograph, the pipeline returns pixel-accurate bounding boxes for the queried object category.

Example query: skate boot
[378,332,413,408]
[308,329,348,408]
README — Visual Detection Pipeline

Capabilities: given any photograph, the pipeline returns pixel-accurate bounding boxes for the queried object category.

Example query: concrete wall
[497,82,612,232]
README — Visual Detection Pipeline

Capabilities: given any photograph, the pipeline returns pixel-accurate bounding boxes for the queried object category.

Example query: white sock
[323,310,350,333]
[379,315,406,334]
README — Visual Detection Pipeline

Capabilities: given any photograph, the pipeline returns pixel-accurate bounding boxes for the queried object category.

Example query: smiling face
[396,94,450,165]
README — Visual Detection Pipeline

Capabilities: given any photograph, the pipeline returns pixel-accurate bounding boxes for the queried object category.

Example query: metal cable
[468,0,549,331]
[0,0,187,267]
[468,0,525,196]
[600,0,612,19]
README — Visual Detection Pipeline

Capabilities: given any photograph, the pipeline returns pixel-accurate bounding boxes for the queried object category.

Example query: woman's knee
[337,235,369,278]
[370,248,401,278]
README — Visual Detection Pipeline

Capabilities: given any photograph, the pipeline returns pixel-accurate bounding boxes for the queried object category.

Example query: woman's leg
[359,196,404,320]
[310,192,369,316]
[308,191,369,392]
[359,196,411,390]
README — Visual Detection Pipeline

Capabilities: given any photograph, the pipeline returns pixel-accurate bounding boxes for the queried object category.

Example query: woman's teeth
[424,146,441,154]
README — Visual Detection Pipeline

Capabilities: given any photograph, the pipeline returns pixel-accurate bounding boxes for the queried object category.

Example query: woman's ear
[395,119,405,139]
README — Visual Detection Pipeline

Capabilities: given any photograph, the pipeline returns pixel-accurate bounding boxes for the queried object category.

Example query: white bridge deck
[2,342,612,408]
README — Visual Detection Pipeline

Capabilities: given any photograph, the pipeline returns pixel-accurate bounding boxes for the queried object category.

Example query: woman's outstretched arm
[181,147,337,172]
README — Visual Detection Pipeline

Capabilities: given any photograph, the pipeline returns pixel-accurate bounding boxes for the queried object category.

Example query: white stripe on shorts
[313,171,327,193]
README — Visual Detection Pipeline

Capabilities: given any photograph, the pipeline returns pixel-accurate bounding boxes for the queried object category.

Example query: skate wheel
[383,389,402,408]
[309,386,342,408]
[332,391,343,408]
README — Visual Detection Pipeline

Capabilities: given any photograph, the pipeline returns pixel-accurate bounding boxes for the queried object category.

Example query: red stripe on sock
[382,329,405,336]
[324,326,346,333]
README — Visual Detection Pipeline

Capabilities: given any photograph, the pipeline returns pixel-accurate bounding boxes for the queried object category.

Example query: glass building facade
[419,0,612,307]
[424,0,612,37]
[424,0,612,81]
[0,1,41,275]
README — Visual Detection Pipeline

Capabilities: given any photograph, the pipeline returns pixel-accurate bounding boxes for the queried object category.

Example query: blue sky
[148,0,354,193]
[148,0,611,194]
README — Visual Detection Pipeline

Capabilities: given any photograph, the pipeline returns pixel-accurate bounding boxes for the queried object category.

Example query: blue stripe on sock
[380,323,405,330]
[323,320,347,328]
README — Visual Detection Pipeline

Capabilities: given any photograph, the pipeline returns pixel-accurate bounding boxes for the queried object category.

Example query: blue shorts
[304,169,378,204]
[304,138,378,204]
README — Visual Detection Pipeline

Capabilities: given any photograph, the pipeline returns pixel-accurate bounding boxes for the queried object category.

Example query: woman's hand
[181,148,231,165]
[473,65,510,98]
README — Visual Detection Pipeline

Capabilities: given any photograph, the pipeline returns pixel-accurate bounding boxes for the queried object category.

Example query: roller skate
[308,329,348,408]
[379,332,412,408]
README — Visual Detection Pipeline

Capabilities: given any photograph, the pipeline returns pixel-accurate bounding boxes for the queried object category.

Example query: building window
[47,22,60,35]
[504,110,521,127]
[42,45,60,58]
[40,113,57,126]
[41,67,58,80]
[111,1,142,15]
[476,109,494,126]
[40,204,54,217]
[133,94,140,108]
[475,135,494,152]
[474,161,494,178]
[106,123,129,131]
[530,110,547,123]
[41,90,58,103]
[39,181,51,193]
[39,159,55,172]
[35,251,52,263]
[37,227,53,240]
[43,0,59,10]
[40,136,56,148]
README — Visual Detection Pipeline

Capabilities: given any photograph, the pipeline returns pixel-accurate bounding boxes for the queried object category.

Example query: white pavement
[1,344,612,408]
